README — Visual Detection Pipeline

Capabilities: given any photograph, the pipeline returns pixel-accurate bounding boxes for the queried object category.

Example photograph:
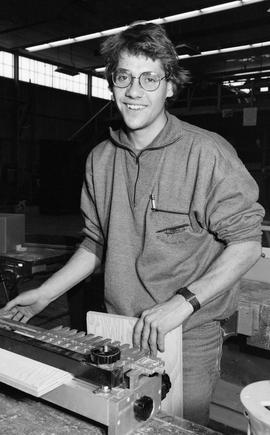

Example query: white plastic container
[240,381,270,435]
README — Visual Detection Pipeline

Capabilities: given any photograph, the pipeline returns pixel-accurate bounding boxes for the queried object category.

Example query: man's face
[112,51,173,139]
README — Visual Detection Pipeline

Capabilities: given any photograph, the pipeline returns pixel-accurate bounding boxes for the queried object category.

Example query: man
[1,23,264,425]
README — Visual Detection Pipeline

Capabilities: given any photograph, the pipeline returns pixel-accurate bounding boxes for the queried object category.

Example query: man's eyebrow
[116,68,130,72]
[116,68,160,75]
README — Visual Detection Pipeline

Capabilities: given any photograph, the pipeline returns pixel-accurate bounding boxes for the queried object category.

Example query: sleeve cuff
[79,237,104,262]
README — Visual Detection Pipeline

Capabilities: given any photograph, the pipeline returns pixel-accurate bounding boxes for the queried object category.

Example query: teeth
[127,104,145,110]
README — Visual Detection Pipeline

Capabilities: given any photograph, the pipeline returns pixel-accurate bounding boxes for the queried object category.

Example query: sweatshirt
[80,113,264,331]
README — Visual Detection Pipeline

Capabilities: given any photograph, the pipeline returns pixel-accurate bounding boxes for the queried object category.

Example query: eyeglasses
[112,69,167,92]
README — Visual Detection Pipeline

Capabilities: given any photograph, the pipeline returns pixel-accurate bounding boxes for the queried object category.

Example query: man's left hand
[133,295,193,356]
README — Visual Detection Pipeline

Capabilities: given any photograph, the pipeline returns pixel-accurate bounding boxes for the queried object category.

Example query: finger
[148,325,158,357]
[0,308,13,318]
[0,307,18,318]
[15,307,32,322]
[20,315,30,324]
[0,312,13,319]
[157,328,165,353]
[133,318,144,347]
[4,298,21,311]
[12,311,24,322]
[140,317,151,351]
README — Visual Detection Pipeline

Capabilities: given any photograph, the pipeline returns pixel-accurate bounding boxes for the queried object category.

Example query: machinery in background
[0,212,74,307]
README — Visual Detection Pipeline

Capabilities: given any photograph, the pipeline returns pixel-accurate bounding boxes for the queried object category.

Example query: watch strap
[175,287,201,313]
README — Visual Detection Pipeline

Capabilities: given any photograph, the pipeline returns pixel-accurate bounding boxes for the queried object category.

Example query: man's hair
[100,22,189,99]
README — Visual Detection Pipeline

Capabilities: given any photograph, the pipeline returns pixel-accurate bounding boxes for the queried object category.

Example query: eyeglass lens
[112,70,163,91]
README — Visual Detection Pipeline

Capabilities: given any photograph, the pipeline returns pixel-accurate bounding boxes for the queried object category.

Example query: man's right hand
[0,289,50,323]
[0,248,100,324]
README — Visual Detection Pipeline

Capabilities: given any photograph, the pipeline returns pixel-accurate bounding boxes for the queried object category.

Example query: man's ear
[166,81,174,98]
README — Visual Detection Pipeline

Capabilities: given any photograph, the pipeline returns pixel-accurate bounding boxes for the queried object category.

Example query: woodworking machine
[0,318,170,435]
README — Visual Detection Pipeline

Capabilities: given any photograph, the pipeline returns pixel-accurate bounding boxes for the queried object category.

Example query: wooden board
[0,348,72,397]
[86,311,183,417]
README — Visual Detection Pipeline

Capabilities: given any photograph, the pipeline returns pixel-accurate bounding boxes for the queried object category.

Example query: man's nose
[125,77,143,97]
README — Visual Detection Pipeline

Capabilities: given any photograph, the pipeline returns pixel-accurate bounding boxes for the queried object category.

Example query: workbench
[0,382,221,435]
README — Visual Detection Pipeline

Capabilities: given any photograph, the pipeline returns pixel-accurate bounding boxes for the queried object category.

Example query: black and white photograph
[0,1,270,434]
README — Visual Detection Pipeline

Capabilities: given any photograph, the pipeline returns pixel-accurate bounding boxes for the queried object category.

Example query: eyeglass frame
[111,69,169,92]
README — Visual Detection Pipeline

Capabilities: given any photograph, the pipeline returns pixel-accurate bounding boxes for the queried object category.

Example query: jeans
[182,320,223,426]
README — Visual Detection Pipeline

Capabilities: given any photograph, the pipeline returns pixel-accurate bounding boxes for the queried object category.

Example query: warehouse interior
[0,1,270,434]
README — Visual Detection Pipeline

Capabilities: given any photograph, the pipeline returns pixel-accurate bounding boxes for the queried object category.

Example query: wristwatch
[175,287,201,313]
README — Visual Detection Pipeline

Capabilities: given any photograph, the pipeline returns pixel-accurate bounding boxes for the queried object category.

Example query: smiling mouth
[126,104,146,110]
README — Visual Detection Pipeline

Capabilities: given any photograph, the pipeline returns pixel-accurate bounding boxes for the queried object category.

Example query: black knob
[89,344,121,365]
[161,372,171,400]
[134,396,153,421]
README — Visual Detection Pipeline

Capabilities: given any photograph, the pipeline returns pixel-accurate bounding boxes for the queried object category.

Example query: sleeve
[79,154,105,261]
[201,141,265,245]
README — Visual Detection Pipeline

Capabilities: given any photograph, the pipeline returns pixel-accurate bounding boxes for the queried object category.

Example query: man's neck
[127,131,152,150]
[126,116,168,151]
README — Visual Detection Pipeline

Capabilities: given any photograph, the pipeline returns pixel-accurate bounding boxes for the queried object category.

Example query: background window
[19,57,88,95]
[0,51,14,78]
[92,76,111,100]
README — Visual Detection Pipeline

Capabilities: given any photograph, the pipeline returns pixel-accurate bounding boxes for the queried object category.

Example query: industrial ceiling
[1,0,270,87]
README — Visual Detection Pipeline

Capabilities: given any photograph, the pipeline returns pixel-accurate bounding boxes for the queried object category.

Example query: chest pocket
[151,197,202,245]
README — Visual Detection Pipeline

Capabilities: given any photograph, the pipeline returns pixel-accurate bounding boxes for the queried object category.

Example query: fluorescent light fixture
[233,69,270,76]
[101,26,129,36]
[242,0,265,3]
[223,80,246,86]
[178,40,270,59]
[223,81,250,93]
[75,33,101,42]
[176,54,191,59]
[241,88,251,93]
[26,0,266,52]
[219,44,251,52]
[94,67,106,72]
[252,41,270,48]
[50,38,74,48]
[157,11,199,23]
[28,43,51,51]
[26,26,129,52]
[224,80,270,94]
[202,1,243,14]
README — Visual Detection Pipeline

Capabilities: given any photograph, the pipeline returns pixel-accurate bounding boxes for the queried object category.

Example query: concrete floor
[222,337,270,387]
